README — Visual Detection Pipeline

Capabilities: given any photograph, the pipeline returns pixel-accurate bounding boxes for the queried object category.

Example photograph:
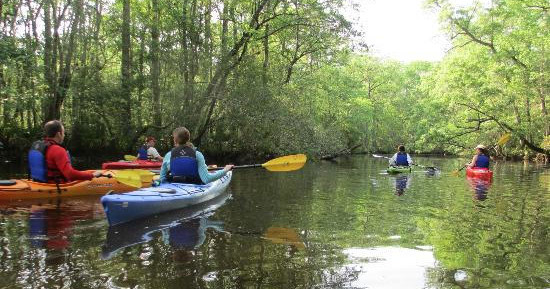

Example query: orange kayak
[0,170,154,200]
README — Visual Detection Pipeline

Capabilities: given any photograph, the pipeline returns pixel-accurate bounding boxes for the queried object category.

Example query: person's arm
[389,153,397,166]
[159,152,171,183]
[468,155,478,168]
[148,147,163,161]
[407,154,413,165]
[196,151,231,184]
[49,146,94,181]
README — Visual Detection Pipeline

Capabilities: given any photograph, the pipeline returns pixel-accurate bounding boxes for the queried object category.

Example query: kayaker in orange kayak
[158,127,233,184]
[28,120,103,183]
[137,136,163,161]
[467,144,490,169]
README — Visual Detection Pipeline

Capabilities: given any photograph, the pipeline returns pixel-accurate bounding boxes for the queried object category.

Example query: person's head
[398,145,406,152]
[475,144,487,155]
[146,136,156,147]
[44,120,65,143]
[172,127,191,147]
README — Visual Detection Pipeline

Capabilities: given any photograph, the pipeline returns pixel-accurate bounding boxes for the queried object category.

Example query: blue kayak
[101,171,232,226]
[102,191,231,259]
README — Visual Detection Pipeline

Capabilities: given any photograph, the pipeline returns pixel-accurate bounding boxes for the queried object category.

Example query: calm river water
[0,156,548,288]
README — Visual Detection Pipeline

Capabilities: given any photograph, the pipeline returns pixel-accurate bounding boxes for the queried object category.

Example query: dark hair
[398,145,405,152]
[173,127,191,146]
[479,148,488,156]
[44,120,63,138]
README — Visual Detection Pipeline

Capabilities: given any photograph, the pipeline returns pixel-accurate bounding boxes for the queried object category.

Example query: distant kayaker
[137,136,163,161]
[467,144,490,168]
[389,145,413,167]
[28,120,103,183]
[158,127,233,184]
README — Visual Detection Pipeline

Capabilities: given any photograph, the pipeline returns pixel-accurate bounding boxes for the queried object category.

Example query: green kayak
[386,166,411,174]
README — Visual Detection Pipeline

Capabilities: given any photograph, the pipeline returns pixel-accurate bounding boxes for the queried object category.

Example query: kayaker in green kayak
[389,145,413,167]
[158,127,233,184]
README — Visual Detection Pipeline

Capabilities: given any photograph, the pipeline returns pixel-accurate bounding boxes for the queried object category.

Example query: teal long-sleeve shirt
[159,150,227,184]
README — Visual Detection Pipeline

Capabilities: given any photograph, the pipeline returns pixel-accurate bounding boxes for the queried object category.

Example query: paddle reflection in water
[102,192,232,260]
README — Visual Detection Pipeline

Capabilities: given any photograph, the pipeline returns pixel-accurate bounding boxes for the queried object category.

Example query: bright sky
[352,0,451,62]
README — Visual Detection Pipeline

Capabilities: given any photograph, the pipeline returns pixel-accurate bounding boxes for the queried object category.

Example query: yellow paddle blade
[124,155,137,161]
[128,169,155,183]
[261,154,307,172]
[263,227,305,250]
[497,133,511,146]
[113,170,144,188]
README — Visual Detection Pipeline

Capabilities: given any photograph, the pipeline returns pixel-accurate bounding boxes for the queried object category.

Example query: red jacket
[44,138,93,182]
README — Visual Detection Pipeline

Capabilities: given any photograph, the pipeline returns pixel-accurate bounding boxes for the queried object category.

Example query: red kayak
[102,160,162,170]
[466,167,493,181]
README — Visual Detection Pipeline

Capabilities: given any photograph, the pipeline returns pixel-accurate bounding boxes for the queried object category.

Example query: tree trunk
[121,0,132,133]
[43,0,53,121]
[262,24,269,86]
[151,0,161,126]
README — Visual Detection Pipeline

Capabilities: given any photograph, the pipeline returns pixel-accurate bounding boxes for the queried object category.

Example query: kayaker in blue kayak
[467,144,490,168]
[158,127,233,184]
[389,145,413,167]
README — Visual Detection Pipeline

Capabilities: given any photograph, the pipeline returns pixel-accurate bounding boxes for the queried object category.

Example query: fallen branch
[321,143,362,160]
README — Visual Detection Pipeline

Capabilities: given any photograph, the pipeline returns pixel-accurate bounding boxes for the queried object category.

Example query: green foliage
[0,0,547,159]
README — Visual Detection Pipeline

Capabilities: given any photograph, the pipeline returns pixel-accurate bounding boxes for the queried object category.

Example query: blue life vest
[475,154,490,168]
[28,140,70,183]
[395,152,409,166]
[28,140,51,182]
[137,145,148,160]
[169,146,203,184]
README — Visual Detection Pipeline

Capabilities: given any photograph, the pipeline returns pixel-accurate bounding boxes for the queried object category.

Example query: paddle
[210,154,307,172]
[101,169,155,188]
[372,154,438,171]
[124,155,137,161]
[452,133,511,175]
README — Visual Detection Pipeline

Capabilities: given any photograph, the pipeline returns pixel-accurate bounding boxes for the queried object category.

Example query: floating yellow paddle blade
[124,155,137,161]
[263,227,305,250]
[112,170,144,188]
[261,154,307,172]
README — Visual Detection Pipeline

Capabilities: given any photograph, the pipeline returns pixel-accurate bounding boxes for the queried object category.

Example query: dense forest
[0,0,548,161]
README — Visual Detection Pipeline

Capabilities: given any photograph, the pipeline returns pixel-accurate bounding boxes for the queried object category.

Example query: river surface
[0,156,548,288]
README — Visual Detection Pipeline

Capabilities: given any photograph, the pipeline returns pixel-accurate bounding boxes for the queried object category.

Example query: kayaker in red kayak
[467,144,490,169]
[158,127,233,184]
[137,136,163,161]
[28,120,103,183]
[389,145,414,167]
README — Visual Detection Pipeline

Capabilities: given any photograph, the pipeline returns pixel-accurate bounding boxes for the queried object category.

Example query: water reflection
[1,197,103,250]
[0,157,548,289]
[102,192,231,259]
[342,247,436,289]
[390,175,411,196]
[466,177,491,201]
